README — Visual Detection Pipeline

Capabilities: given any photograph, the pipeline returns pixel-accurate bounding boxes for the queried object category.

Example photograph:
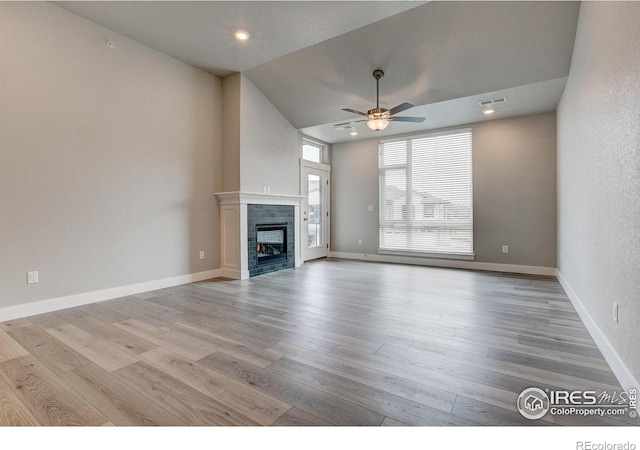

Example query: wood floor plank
[78,302,131,324]
[72,315,158,357]
[113,319,214,361]
[487,347,621,386]
[7,325,91,375]
[138,347,290,425]
[0,375,41,425]
[268,341,457,414]
[114,361,259,425]
[199,351,385,426]
[268,356,477,425]
[168,321,282,368]
[0,318,33,331]
[175,314,278,351]
[180,312,337,354]
[0,329,30,363]
[0,355,107,426]
[252,314,381,354]
[45,324,138,372]
[277,310,414,349]
[272,407,333,426]
[102,297,185,328]
[58,362,185,426]
[375,343,618,395]
[413,328,611,372]
[517,335,605,359]
[330,345,519,412]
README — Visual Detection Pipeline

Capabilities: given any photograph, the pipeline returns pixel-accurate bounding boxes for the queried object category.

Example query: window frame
[302,138,325,164]
[378,128,474,260]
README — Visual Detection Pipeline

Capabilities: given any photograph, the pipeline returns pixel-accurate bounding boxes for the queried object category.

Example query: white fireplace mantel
[215,191,304,279]
[216,191,304,207]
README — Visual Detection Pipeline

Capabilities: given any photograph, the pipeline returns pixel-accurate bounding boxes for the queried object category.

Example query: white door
[302,164,330,261]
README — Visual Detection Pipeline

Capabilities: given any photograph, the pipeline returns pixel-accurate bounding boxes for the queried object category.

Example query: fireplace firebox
[247,204,294,277]
[256,223,287,266]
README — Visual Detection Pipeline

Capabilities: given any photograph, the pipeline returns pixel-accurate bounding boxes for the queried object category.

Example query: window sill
[378,249,476,261]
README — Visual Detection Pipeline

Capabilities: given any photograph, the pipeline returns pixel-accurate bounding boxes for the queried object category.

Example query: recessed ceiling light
[234,30,251,41]
[350,130,358,136]
[483,108,495,115]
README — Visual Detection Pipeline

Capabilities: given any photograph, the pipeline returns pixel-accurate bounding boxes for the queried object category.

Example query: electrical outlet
[358,239,363,245]
[199,251,205,260]
[613,302,619,323]
[502,245,509,253]
[368,205,374,212]
[27,271,39,284]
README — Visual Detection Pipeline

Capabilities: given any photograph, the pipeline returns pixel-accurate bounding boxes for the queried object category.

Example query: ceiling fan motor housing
[367,107,390,119]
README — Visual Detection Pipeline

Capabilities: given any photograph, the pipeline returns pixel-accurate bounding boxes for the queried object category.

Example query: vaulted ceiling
[54,1,580,143]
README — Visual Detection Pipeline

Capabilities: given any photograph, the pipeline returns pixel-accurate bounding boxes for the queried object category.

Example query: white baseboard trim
[328,251,556,276]
[556,270,639,392]
[0,269,221,323]
[218,268,250,280]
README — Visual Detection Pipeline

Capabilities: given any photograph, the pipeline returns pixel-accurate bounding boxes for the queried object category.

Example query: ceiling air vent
[478,96,507,107]
[333,123,353,131]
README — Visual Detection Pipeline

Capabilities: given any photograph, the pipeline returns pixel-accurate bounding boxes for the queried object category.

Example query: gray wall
[557,2,640,383]
[221,74,241,192]
[0,3,222,308]
[221,74,301,196]
[239,75,300,196]
[332,112,557,268]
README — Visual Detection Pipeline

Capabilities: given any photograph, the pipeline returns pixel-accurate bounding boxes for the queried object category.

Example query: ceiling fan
[337,69,425,132]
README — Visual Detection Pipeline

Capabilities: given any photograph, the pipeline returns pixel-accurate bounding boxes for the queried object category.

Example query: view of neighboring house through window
[378,128,473,258]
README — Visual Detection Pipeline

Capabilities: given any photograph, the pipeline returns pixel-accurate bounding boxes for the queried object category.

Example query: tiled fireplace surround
[215,192,303,279]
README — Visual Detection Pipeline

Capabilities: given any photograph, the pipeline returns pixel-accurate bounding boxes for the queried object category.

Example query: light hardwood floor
[0,259,636,426]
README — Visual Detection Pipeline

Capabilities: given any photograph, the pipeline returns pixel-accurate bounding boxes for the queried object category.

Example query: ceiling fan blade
[388,116,425,123]
[333,119,367,127]
[342,108,369,117]
[388,102,414,116]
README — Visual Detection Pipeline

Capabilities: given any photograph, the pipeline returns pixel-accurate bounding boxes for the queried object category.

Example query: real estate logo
[517,387,638,420]
[517,387,550,420]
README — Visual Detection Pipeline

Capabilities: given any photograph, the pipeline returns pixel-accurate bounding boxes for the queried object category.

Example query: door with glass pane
[302,166,330,261]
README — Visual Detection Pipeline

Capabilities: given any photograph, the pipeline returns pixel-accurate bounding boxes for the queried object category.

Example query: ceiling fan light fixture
[367,117,389,131]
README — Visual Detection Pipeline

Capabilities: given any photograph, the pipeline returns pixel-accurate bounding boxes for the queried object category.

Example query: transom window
[378,128,473,258]
[302,139,323,163]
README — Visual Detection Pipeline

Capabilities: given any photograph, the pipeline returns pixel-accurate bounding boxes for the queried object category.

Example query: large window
[379,129,473,258]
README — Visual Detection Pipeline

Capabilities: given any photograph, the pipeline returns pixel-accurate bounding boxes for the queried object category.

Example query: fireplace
[256,224,287,265]
[246,203,295,277]
[215,192,302,279]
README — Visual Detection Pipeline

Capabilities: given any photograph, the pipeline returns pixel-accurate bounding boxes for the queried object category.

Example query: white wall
[331,113,557,270]
[557,2,640,387]
[0,3,222,311]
